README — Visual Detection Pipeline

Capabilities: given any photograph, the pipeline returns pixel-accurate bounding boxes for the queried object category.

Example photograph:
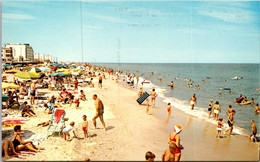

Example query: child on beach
[75,98,80,108]
[79,90,86,101]
[62,121,77,141]
[216,118,223,138]
[167,103,171,118]
[249,120,257,142]
[82,115,88,138]
[146,99,150,114]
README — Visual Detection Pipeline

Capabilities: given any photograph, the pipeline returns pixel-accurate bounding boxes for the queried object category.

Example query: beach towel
[54,109,65,124]
[2,119,28,128]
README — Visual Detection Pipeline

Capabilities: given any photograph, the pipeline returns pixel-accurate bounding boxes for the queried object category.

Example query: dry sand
[2,75,259,161]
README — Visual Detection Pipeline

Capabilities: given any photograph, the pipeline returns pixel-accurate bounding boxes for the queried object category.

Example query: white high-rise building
[5,43,34,61]
[34,53,53,62]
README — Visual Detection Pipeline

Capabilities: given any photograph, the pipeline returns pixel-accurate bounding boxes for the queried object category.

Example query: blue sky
[2,0,260,63]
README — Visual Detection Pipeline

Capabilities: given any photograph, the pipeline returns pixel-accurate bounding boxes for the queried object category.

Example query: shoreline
[2,71,259,161]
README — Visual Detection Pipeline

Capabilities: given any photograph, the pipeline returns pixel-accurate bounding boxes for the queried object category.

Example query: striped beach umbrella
[27,67,42,73]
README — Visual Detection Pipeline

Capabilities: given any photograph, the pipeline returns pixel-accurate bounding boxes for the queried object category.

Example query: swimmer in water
[255,103,260,113]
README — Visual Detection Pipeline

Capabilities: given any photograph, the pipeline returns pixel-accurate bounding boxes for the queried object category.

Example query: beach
[2,70,259,161]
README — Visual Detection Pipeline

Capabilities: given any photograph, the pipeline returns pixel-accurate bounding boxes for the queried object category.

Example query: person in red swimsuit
[168,125,184,161]
[167,103,171,118]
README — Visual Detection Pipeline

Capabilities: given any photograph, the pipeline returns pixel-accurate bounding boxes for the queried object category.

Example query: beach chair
[47,109,66,136]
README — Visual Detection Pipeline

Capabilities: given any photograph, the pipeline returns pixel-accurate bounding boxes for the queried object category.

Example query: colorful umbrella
[14,72,39,79]
[2,82,20,89]
[77,66,84,70]
[40,67,51,72]
[27,67,41,73]
[28,72,41,77]
[5,69,20,74]
[2,95,9,102]
[49,73,67,77]
[56,68,67,72]
[70,65,76,68]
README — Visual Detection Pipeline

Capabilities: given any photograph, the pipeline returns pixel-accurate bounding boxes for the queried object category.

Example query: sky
[2,0,260,63]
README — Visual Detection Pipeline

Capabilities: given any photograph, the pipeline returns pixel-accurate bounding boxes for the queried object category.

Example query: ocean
[93,63,259,135]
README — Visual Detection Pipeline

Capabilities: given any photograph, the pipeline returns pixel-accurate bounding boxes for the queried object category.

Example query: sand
[2,74,259,161]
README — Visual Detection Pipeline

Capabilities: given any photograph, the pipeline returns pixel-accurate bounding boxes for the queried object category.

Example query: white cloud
[197,2,256,23]
[90,14,129,24]
[2,13,35,20]
[198,9,255,23]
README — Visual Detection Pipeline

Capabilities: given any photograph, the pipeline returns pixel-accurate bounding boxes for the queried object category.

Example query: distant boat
[231,76,243,80]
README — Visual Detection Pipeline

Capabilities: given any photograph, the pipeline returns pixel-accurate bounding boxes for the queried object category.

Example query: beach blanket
[54,109,65,124]
[2,119,28,128]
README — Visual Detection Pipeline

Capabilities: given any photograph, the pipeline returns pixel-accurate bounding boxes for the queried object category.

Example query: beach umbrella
[77,66,84,70]
[71,69,80,72]
[56,68,67,72]
[5,69,20,74]
[62,71,71,75]
[2,82,20,89]
[49,73,67,77]
[14,72,39,80]
[28,72,41,77]
[2,95,9,102]
[27,67,41,73]
[70,65,76,68]
[40,67,51,72]
[71,72,82,76]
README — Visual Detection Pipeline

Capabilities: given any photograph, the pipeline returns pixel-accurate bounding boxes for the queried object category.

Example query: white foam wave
[160,94,249,136]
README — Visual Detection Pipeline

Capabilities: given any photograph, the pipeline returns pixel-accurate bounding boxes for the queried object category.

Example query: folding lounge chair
[47,109,66,136]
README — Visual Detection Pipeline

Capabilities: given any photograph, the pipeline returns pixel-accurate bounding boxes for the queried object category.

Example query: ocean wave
[159,93,249,136]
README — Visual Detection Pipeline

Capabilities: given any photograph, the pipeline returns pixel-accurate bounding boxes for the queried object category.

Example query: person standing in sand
[188,94,197,110]
[208,99,213,118]
[82,115,88,138]
[249,120,257,142]
[146,99,150,114]
[98,74,103,89]
[30,81,36,105]
[162,142,177,161]
[92,94,106,130]
[167,103,172,118]
[74,77,78,91]
[224,110,235,135]
[150,89,158,108]
[168,125,184,161]
[136,75,139,87]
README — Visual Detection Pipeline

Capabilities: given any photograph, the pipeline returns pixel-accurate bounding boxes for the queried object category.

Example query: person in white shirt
[62,121,77,141]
